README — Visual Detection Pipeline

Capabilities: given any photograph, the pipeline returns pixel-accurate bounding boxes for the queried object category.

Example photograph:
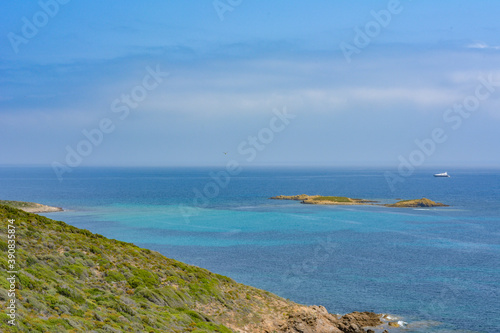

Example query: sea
[0,166,498,332]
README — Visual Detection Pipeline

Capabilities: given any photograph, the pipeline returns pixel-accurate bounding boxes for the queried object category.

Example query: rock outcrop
[256,306,384,333]
[384,198,448,208]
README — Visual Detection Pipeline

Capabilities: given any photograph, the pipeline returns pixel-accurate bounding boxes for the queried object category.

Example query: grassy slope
[0,205,298,332]
[0,201,39,209]
[311,196,351,203]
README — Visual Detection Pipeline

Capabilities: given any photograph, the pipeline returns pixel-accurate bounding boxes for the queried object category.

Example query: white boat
[434,172,450,177]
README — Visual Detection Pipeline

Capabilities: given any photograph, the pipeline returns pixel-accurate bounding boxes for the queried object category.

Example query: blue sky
[1,0,500,168]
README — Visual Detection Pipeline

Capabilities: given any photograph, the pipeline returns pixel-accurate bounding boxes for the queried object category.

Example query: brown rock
[339,311,383,328]
[385,198,448,208]
[268,308,384,333]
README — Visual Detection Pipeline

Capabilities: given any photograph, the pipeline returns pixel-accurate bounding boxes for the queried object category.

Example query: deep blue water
[1,166,499,332]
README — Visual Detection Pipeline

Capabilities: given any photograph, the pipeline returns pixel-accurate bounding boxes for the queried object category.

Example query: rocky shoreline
[261,307,393,333]
[270,195,448,208]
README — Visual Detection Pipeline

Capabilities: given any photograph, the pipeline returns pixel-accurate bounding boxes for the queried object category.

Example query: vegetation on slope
[0,201,62,213]
[311,196,352,203]
[0,201,35,209]
[0,205,242,332]
[0,204,386,333]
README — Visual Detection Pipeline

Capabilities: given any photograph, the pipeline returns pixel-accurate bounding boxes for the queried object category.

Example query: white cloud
[142,85,460,117]
[467,42,500,50]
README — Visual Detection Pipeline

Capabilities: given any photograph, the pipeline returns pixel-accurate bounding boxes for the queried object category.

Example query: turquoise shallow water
[1,167,499,332]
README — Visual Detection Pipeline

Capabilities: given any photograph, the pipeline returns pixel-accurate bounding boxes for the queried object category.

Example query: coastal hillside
[0,205,387,333]
[0,200,63,213]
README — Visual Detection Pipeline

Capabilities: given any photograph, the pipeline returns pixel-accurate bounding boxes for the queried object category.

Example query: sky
[1,0,500,169]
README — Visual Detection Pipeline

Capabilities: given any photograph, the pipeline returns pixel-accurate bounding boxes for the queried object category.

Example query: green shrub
[106,271,126,282]
[192,322,233,333]
[129,268,158,287]
[56,286,85,304]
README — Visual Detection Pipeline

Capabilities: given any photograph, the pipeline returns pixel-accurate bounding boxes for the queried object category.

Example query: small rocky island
[384,198,448,208]
[0,200,63,213]
[270,195,448,208]
[270,195,375,205]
